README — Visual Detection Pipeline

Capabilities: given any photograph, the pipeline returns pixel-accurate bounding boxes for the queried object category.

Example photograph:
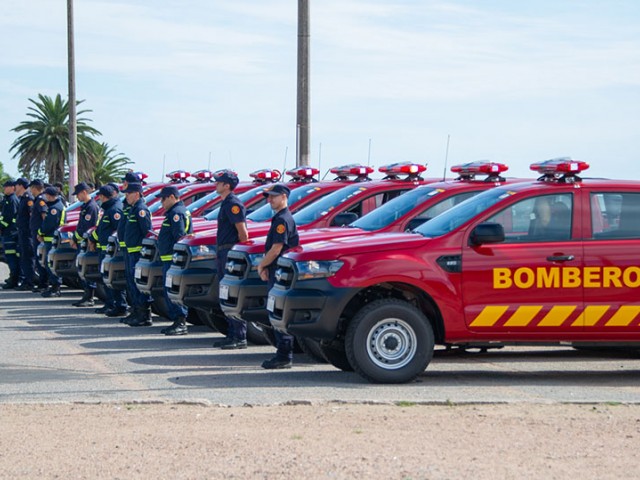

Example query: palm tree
[0,161,11,185]
[9,93,101,184]
[90,142,133,186]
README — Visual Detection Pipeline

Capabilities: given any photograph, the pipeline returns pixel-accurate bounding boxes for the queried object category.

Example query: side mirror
[469,222,505,246]
[331,212,359,227]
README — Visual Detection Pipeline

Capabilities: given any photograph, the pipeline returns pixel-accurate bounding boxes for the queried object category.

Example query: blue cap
[15,177,29,188]
[3,179,15,187]
[262,183,291,197]
[29,179,44,188]
[159,185,180,198]
[214,170,239,189]
[72,182,90,196]
[123,182,143,193]
[44,186,58,196]
[98,185,116,197]
[107,182,120,193]
[123,171,141,183]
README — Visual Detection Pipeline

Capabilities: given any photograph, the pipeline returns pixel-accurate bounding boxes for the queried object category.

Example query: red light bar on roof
[192,169,215,180]
[378,162,427,175]
[134,171,148,180]
[329,164,374,177]
[166,170,190,180]
[530,158,589,175]
[285,167,320,179]
[250,169,281,181]
[451,161,508,176]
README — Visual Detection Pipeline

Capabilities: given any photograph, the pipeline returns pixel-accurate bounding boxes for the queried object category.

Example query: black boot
[120,308,138,324]
[128,306,152,327]
[161,317,188,336]
[94,305,110,314]
[72,288,95,307]
[41,285,61,298]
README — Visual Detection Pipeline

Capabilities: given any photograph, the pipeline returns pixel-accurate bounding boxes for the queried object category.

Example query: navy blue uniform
[124,198,152,307]
[39,198,65,287]
[265,207,299,361]
[92,197,127,311]
[159,201,192,321]
[30,194,48,286]
[1,192,20,285]
[17,192,35,286]
[74,198,99,243]
[216,193,248,339]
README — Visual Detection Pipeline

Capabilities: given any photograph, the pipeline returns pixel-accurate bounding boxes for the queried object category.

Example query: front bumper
[268,278,358,340]
[48,245,78,278]
[219,275,270,325]
[102,252,126,290]
[166,263,219,311]
[134,257,164,296]
[76,250,101,283]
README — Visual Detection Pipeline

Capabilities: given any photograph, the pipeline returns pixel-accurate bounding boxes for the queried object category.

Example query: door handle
[546,255,575,262]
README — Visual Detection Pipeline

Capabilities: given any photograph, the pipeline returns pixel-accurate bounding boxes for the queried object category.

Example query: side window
[417,191,479,224]
[486,194,573,243]
[591,192,640,239]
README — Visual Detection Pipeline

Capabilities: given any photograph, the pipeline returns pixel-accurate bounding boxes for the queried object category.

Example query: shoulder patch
[114,213,121,220]
[27,200,33,207]
[84,214,91,221]
[139,210,146,218]
[39,200,46,207]
[173,214,180,222]
[276,224,286,234]
[51,208,57,215]
[231,205,240,214]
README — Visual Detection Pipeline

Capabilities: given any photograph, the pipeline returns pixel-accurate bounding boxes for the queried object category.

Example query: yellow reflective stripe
[91,231,99,240]
[503,305,542,327]
[537,306,576,327]
[4,249,16,254]
[100,245,108,251]
[160,255,173,262]
[119,241,126,247]
[74,231,83,241]
[469,306,509,327]
[127,246,142,253]
[43,236,53,242]
[0,220,8,227]
[605,306,640,327]
[185,213,191,232]
[572,305,610,327]
[59,209,66,226]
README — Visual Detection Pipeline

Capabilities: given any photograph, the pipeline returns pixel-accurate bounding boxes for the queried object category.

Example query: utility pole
[296,0,310,166]
[67,0,78,199]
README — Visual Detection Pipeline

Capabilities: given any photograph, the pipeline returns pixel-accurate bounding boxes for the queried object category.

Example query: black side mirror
[469,222,505,246]
[331,212,359,226]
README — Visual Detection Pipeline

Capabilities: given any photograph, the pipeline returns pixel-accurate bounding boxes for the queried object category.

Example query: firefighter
[14,177,35,290]
[38,186,65,297]
[1,179,20,289]
[29,179,48,292]
[70,182,100,307]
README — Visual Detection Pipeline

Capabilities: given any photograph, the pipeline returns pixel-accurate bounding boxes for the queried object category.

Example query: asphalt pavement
[1,263,640,406]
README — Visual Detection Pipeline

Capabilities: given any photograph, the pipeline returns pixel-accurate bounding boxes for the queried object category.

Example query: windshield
[292,184,371,226]
[414,187,512,238]
[187,191,220,213]
[204,185,268,220]
[247,184,326,222]
[350,186,440,231]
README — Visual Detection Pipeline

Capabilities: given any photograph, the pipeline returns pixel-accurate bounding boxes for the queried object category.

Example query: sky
[1,0,639,183]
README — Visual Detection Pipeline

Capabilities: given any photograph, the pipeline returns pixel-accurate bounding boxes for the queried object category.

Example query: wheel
[151,296,171,320]
[262,327,303,353]
[196,310,229,334]
[319,340,353,371]
[297,336,328,363]
[345,298,434,384]
[186,308,203,325]
[246,321,269,345]
[95,283,108,302]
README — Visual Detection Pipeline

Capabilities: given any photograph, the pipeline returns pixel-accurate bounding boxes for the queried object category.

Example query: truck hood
[176,221,272,247]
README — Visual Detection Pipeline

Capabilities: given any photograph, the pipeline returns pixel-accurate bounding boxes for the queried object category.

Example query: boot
[72,288,95,307]
[128,306,152,327]
[161,317,188,336]
[41,285,61,298]
[94,305,110,314]
[2,279,18,290]
[120,308,138,324]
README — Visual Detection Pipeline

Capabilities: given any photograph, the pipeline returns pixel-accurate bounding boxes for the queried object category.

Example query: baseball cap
[159,185,180,198]
[72,182,90,196]
[123,182,143,193]
[213,170,239,189]
[262,184,291,197]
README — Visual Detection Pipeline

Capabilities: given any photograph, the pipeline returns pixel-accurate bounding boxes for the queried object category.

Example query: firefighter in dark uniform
[122,182,153,327]
[91,185,128,316]
[38,186,65,297]
[29,179,48,291]
[118,172,141,323]
[257,184,299,369]
[14,177,35,290]
[157,185,193,336]
[1,179,20,289]
[212,171,250,349]
[70,182,100,307]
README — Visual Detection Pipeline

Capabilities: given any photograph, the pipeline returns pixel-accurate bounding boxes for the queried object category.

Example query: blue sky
[1,0,639,182]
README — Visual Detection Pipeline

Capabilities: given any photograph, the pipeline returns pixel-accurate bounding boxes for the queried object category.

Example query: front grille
[106,236,117,256]
[225,252,248,279]
[140,239,157,261]
[172,244,189,269]
[275,264,295,288]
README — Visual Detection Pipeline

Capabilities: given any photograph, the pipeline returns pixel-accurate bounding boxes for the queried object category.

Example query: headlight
[189,245,217,262]
[58,231,73,244]
[247,253,265,270]
[295,260,344,281]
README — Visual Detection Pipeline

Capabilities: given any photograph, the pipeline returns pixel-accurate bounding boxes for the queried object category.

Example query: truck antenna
[442,134,451,181]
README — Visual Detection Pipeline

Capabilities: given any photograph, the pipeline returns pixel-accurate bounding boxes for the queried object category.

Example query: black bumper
[48,246,79,278]
[76,250,102,283]
[219,275,269,325]
[134,257,164,296]
[102,253,126,290]
[268,279,358,340]
[166,264,219,312]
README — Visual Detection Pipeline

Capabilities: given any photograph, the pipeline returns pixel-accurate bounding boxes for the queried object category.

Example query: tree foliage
[90,142,133,186]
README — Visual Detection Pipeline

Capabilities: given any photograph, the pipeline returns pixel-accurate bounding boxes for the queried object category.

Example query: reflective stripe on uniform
[127,246,142,253]
[160,254,173,262]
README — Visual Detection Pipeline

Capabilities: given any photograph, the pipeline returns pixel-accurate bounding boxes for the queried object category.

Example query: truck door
[461,191,585,339]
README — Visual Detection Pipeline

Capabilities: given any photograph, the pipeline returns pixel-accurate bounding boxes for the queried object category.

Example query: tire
[186,308,203,326]
[345,298,434,384]
[196,310,229,334]
[246,321,269,345]
[95,283,108,302]
[319,340,353,371]
[297,336,328,364]
[261,327,303,353]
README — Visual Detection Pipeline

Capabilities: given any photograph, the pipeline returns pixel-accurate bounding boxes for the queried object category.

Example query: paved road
[1,264,639,406]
